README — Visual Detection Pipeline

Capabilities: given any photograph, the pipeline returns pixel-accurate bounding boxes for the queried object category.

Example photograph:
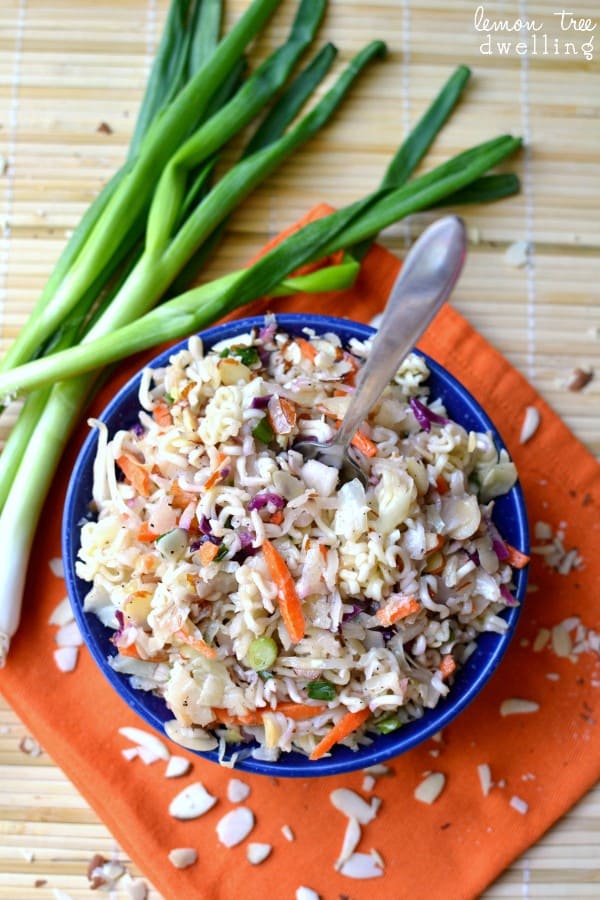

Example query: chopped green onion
[252,418,275,444]
[307,680,337,701]
[374,715,403,734]
[246,636,278,671]
[231,346,260,366]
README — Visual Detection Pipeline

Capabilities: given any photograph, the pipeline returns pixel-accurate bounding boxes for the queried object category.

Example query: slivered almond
[169,782,217,820]
[414,772,445,804]
[499,698,540,716]
[477,763,492,797]
[509,795,529,815]
[533,628,551,652]
[551,624,573,658]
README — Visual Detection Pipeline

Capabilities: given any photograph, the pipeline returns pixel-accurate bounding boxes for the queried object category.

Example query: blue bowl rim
[62,313,529,777]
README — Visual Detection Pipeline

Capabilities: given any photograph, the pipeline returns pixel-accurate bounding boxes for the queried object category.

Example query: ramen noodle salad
[77,318,525,762]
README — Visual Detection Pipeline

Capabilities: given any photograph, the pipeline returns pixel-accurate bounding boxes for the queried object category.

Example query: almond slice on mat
[216,807,254,847]
[169,782,217,820]
[414,772,446,804]
[330,788,377,824]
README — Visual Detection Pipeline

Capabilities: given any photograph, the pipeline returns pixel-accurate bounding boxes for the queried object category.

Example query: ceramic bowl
[62,314,529,776]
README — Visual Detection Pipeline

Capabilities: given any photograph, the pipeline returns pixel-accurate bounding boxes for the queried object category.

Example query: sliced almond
[519,406,540,444]
[164,718,218,752]
[124,878,149,900]
[216,807,254,847]
[227,777,251,803]
[361,774,376,793]
[334,817,361,871]
[281,825,295,842]
[551,624,573,658]
[414,772,445,804]
[532,628,551,652]
[48,557,65,578]
[54,646,79,673]
[296,889,320,900]
[121,747,139,762]
[119,727,170,761]
[499,698,540,716]
[48,597,74,626]
[338,852,384,879]
[165,756,191,779]
[168,848,197,869]
[246,843,272,865]
[169,782,217,820]
[55,620,83,647]
[330,788,377,825]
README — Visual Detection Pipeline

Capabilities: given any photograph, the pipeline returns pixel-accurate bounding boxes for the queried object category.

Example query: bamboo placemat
[0,1,598,897]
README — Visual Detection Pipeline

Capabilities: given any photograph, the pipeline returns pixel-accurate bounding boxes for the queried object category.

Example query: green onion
[307,680,337,701]
[246,636,279,671]
[231,346,260,366]
[374,715,403,734]
[252,418,275,444]
[0,1,522,666]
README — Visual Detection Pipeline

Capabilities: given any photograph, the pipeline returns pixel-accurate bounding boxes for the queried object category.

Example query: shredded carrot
[505,544,530,569]
[211,702,326,727]
[269,509,284,526]
[435,475,449,495]
[205,453,229,490]
[262,538,305,643]
[309,707,371,761]
[439,654,456,680]
[295,337,317,361]
[173,628,217,659]
[153,399,173,428]
[137,521,158,542]
[140,553,157,573]
[376,594,420,626]
[350,430,377,457]
[116,643,167,663]
[170,480,197,510]
[116,453,153,497]
[342,351,360,386]
[275,702,327,721]
[199,541,220,565]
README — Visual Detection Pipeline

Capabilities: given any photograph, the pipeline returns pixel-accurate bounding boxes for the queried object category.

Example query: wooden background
[0,0,598,896]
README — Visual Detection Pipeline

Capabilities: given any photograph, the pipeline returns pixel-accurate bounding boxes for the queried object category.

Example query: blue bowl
[62,314,529,777]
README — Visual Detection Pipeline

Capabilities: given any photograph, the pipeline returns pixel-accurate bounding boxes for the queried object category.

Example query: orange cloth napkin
[1,206,599,900]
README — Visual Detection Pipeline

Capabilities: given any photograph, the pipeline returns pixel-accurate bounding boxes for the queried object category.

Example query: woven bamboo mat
[0,0,599,897]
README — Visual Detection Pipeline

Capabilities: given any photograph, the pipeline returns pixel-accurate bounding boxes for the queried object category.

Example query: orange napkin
[1,206,599,900]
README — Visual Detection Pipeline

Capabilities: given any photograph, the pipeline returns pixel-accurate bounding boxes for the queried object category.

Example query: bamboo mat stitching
[519,0,537,384]
[0,0,27,334]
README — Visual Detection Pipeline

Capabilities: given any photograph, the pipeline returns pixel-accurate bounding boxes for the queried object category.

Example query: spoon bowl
[294,216,467,484]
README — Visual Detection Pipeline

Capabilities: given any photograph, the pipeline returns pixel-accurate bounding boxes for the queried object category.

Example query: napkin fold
[1,206,598,900]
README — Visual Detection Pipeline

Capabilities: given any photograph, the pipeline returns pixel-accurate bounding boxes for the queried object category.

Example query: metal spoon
[295,215,467,485]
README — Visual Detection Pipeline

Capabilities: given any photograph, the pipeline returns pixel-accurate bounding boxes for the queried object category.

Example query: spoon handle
[335,215,467,453]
